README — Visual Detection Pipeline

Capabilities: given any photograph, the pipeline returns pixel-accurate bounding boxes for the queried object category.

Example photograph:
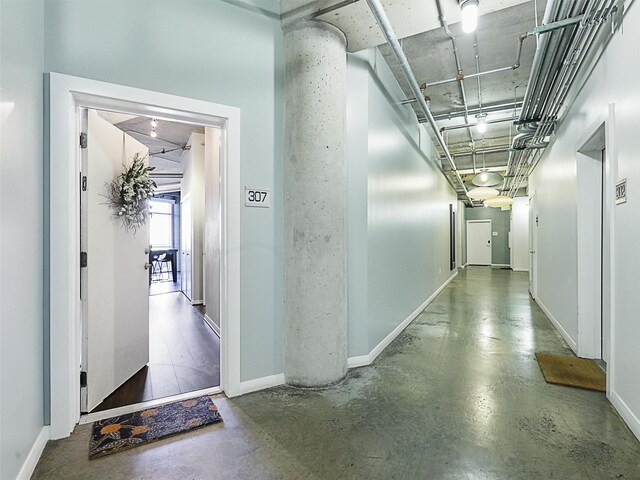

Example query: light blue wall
[0,0,45,478]
[44,0,284,383]
[363,49,457,352]
[346,51,371,357]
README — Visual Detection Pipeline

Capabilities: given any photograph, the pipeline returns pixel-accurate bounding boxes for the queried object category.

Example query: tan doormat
[535,352,606,392]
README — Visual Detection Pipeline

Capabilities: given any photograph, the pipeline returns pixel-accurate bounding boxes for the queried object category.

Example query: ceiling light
[484,196,514,208]
[467,186,498,200]
[150,129,157,138]
[475,113,487,134]
[151,118,158,128]
[472,170,504,187]
[460,0,479,33]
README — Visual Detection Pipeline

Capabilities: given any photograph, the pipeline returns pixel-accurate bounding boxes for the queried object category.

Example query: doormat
[535,352,606,392]
[89,395,222,458]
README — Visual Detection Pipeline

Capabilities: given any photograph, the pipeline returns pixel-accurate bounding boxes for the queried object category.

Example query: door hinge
[80,132,88,149]
[80,251,88,268]
[80,371,87,388]
[81,175,87,192]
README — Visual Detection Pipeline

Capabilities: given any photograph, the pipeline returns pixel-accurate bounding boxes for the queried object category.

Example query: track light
[476,113,487,134]
[150,129,157,138]
[151,118,158,128]
[460,0,479,33]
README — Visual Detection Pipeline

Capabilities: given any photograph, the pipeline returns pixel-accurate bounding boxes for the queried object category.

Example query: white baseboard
[492,263,511,268]
[16,426,50,480]
[610,390,640,442]
[347,271,458,368]
[236,273,459,397]
[512,268,529,272]
[347,355,369,368]
[203,314,220,337]
[535,297,578,352]
[191,299,204,306]
[240,373,285,395]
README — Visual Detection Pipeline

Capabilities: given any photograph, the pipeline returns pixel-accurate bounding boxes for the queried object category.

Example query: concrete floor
[33,268,640,479]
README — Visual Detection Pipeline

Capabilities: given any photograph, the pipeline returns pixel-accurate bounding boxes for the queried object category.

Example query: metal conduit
[364,0,468,194]
[505,0,619,196]
[434,0,475,146]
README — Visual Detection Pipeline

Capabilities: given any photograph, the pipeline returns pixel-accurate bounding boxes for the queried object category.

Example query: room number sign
[245,187,271,208]
[616,178,627,205]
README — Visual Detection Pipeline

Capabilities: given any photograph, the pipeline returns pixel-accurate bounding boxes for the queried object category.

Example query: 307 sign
[245,187,271,208]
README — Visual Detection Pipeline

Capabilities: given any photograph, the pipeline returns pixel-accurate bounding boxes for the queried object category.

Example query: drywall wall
[465,207,511,265]
[346,51,370,358]
[181,133,205,304]
[0,0,45,478]
[529,1,640,439]
[364,48,458,352]
[510,197,529,272]
[44,0,283,383]
[204,128,221,331]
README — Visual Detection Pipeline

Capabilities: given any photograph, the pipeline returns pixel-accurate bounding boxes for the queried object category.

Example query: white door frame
[466,219,492,266]
[528,192,537,299]
[46,73,242,439]
[575,105,616,375]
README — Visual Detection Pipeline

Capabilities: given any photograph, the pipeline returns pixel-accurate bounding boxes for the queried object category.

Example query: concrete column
[283,20,347,387]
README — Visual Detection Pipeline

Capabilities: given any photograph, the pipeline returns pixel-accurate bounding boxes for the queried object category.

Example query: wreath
[106,153,157,232]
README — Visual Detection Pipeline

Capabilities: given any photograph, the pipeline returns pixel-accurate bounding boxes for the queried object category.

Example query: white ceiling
[97,111,205,186]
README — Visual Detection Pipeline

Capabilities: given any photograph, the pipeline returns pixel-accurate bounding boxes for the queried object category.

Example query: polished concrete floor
[33,268,640,479]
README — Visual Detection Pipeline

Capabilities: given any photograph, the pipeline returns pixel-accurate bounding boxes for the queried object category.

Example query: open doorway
[577,119,611,367]
[79,108,221,414]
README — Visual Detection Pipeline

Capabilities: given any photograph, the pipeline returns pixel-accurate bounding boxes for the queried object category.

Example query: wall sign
[245,187,271,208]
[616,178,627,205]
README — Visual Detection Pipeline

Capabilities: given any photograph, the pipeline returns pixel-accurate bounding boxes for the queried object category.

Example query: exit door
[467,220,492,265]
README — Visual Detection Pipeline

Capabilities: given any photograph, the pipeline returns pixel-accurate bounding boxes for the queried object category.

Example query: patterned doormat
[535,352,606,392]
[89,395,223,458]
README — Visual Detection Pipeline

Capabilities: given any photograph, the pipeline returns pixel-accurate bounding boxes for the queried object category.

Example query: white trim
[191,299,204,306]
[16,426,50,480]
[347,355,370,368]
[491,264,511,268]
[609,390,640,442]
[79,386,223,425]
[512,268,529,272]
[204,314,221,337]
[47,73,242,439]
[347,272,458,367]
[535,297,578,352]
[239,373,285,395]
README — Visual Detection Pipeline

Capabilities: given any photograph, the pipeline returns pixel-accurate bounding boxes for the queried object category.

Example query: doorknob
[144,263,152,270]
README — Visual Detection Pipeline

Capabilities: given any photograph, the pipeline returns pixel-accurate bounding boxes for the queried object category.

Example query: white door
[467,220,492,265]
[529,193,538,299]
[81,109,150,412]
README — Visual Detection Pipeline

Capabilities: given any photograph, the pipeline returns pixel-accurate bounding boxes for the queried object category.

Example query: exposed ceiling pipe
[364,0,468,194]
[506,0,620,196]
[428,101,523,121]
[434,0,476,147]
[440,116,519,131]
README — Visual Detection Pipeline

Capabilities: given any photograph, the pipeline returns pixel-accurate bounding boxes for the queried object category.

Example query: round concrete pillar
[283,20,347,387]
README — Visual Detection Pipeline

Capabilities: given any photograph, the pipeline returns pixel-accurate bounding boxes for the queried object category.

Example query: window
[149,199,173,248]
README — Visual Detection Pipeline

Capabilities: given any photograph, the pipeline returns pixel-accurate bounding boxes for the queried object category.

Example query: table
[149,248,178,284]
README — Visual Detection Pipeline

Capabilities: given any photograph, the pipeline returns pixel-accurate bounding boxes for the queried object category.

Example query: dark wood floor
[91,292,220,413]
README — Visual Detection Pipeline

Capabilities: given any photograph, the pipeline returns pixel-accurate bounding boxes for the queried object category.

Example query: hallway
[33,269,640,479]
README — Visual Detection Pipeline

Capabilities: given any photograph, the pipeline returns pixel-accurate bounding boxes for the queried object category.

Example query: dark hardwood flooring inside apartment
[91,291,220,413]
